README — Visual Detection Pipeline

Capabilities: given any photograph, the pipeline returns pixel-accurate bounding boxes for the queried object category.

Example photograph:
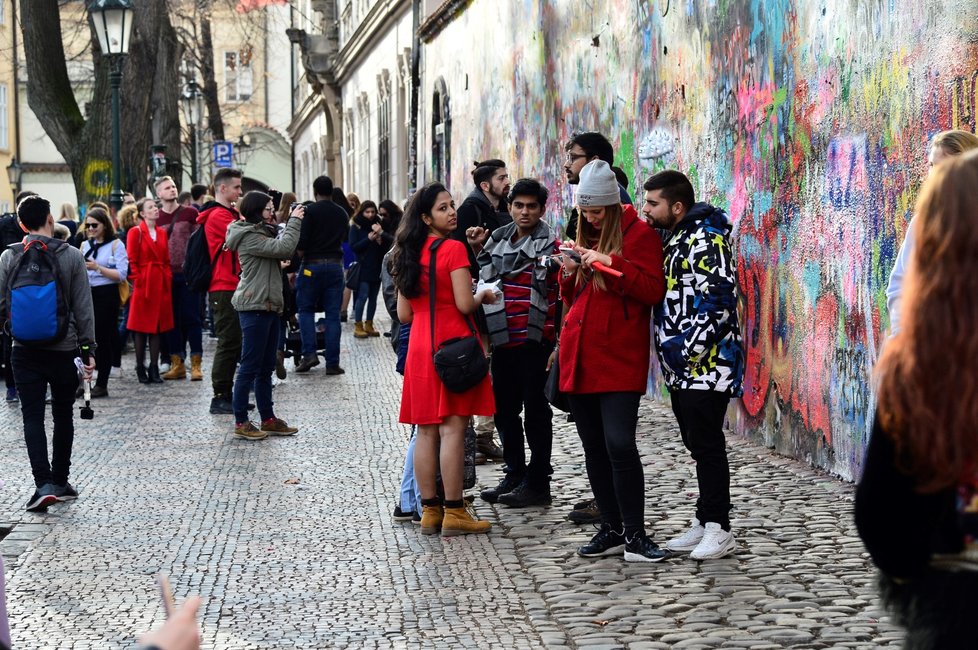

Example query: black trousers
[569,391,645,535]
[491,341,554,488]
[91,284,120,388]
[12,347,79,488]
[670,388,732,529]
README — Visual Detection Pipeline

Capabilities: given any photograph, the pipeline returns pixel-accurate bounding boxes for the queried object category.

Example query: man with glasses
[563,132,633,240]
[154,176,204,381]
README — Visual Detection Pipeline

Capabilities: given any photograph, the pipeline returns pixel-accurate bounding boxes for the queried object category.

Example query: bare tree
[20,0,183,204]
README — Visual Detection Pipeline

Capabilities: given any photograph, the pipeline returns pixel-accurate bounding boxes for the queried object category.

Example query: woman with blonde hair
[856,150,978,648]
[58,203,79,240]
[886,129,978,333]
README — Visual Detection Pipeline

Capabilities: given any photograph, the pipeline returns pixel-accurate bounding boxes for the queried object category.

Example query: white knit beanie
[575,160,620,207]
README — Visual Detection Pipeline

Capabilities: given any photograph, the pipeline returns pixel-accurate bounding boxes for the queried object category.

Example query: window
[378,75,391,201]
[431,79,451,189]
[0,85,8,150]
[224,50,253,102]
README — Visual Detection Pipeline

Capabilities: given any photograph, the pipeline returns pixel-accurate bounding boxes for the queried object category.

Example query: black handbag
[429,238,489,393]
[544,349,571,412]
[344,261,361,290]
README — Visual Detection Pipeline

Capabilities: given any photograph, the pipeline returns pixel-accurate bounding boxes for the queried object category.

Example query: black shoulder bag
[429,238,489,393]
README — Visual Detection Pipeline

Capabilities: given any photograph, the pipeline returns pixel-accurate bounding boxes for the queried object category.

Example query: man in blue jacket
[643,170,744,560]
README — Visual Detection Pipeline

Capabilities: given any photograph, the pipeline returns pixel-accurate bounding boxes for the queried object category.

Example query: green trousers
[209,290,241,398]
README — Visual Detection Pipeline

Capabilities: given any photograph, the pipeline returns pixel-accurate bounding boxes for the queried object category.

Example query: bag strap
[428,238,477,354]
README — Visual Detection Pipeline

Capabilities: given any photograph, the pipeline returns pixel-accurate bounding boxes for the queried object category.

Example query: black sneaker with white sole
[26,484,59,512]
[577,524,625,558]
[54,483,78,501]
[393,505,417,522]
[624,532,669,563]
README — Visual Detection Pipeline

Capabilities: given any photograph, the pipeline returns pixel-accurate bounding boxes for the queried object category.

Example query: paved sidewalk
[0,320,900,648]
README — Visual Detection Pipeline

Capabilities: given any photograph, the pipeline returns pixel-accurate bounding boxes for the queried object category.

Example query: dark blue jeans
[232,311,279,424]
[295,262,343,366]
[11,348,79,487]
[166,273,204,360]
[353,280,381,322]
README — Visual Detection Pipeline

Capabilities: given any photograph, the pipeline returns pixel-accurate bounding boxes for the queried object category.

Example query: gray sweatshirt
[0,234,96,352]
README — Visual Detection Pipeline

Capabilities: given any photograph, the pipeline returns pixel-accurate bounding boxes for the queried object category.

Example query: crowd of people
[0,127,974,649]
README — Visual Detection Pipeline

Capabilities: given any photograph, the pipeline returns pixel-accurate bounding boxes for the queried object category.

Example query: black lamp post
[6,157,23,198]
[181,78,204,184]
[88,0,134,214]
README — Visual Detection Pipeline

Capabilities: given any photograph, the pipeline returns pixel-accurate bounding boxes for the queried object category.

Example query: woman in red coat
[127,198,174,384]
[393,182,498,537]
[558,160,666,562]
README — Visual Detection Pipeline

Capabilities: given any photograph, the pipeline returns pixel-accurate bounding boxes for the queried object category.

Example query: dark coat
[348,214,386,283]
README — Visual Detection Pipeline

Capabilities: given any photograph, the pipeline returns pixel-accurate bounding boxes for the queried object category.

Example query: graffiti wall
[419,0,978,480]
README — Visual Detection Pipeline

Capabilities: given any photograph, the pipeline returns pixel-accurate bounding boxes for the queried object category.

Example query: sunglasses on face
[85,223,100,229]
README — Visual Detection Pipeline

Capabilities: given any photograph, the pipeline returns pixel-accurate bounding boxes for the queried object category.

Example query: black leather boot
[148,364,163,384]
[136,364,149,384]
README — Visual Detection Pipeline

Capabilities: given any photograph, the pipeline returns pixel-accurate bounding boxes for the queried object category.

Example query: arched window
[431,78,451,190]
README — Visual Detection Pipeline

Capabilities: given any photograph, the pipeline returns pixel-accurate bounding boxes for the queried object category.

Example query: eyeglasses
[85,223,100,229]
[565,153,588,164]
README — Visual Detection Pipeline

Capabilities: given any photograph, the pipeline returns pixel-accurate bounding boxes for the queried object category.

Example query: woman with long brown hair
[856,150,978,647]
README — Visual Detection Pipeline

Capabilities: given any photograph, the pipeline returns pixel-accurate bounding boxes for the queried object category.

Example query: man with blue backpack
[0,195,95,512]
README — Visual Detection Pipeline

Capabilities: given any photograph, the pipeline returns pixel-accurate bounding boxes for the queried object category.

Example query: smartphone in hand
[559,246,581,263]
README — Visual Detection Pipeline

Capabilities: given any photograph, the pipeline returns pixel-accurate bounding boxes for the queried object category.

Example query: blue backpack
[5,238,69,345]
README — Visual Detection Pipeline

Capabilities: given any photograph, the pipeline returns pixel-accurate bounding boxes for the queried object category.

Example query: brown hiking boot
[233,421,268,441]
[420,504,444,535]
[260,417,298,436]
[353,321,369,339]
[162,355,186,380]
[364,320,381,337]
[441,505,491,537]
[189,355,203,381]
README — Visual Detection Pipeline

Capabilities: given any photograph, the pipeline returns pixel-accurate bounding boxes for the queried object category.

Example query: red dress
[399,236,495,425]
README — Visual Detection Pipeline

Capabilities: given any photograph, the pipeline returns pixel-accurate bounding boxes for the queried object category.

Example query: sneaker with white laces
[623,532,668,563]
[664,517,705,552]
[690,522,736,560]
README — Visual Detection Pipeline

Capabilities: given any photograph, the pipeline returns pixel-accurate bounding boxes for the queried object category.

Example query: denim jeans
[568,391,645,536]
[353,280,381,322]
[11,347,79,487]
[166,273,204,360]
[670,389,732,529]
[295,262,343,366]
[399,427,422,515]
[232,311,279,423]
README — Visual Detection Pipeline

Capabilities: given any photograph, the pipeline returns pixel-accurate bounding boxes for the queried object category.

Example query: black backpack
[183,226,223,293]
[5,239,69,346]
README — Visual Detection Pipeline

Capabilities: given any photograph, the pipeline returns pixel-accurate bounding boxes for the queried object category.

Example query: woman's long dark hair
[239,191,271,224]
[331,188,354,216]
[391,183,447,298]
[379,199,403,234]
[352,200,378,227]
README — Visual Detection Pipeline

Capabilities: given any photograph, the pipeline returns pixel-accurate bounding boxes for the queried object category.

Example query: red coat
[558,206,665,394]
[126,221,174,334]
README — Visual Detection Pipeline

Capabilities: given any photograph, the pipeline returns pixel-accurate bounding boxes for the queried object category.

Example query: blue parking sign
[213,141,234,168]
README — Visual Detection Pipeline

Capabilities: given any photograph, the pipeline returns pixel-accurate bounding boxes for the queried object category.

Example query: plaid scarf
[477,220,555,346]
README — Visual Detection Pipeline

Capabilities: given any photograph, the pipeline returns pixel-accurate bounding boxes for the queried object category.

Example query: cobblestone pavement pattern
[0,316,901,648]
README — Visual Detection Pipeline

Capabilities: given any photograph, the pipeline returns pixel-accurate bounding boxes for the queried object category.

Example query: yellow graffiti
[83,159,112,198]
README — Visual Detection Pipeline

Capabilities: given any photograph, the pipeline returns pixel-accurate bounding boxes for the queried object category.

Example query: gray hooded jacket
[225,218,301,314]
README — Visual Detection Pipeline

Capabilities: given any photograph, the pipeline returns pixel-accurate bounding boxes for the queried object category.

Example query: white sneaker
[160,362,171,373]
[664,518,705,552]
[690,522,736,560]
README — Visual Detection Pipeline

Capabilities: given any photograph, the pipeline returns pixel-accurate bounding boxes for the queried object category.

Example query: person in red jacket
[197,168,243,414]
[127,198,175,384]
[558,160,667,562]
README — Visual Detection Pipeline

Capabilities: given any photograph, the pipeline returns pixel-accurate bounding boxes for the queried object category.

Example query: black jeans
[491,341,554,488]
[12,347,79,487]
[670,388,732,529]
[91,284,120,388]
[569,391,644,535]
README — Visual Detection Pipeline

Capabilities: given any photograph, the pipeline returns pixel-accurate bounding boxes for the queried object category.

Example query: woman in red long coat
[558,160,666,562]
[127,198,174,384]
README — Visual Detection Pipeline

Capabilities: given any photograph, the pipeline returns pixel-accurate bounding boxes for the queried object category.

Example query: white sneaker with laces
[690,522,736,560]
[664,518,705,552]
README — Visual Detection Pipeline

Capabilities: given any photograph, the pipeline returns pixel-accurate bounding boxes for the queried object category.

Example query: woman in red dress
[127,198,174,384]
[392,182,498,537]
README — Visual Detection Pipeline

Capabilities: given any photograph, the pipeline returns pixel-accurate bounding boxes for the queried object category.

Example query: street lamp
[6,157,23,197]
[88,0,134,214]
[181,78,204,183]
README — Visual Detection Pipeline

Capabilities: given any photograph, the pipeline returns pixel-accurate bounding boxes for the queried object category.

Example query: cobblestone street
[0,318,900,649]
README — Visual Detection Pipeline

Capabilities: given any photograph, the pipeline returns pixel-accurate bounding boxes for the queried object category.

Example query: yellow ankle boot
[189,355,203,381]
[353,321,369,339]
[364,320,381,337]
[162,355,186,380]
[420,504,444,535]
[441,506,491,537]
